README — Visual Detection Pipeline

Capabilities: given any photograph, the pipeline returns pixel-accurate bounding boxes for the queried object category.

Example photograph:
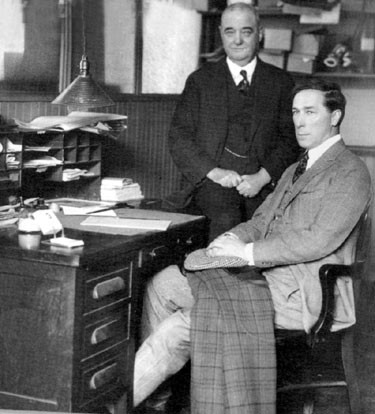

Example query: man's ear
[258,26,264,43]
[331,109,342,127]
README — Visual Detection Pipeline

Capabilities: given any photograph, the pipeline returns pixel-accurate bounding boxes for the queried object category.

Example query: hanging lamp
[52,0,114,112]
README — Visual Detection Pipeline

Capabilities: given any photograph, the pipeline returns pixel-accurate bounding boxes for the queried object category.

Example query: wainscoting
[0,94,182,200]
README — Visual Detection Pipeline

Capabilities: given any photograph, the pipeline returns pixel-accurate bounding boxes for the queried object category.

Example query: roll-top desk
[0,209,207,413]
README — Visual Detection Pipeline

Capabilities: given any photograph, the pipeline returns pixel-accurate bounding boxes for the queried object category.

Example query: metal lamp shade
[52,55,114,112]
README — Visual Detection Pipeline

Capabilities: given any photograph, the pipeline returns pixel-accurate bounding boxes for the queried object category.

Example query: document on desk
[81,216,171,231]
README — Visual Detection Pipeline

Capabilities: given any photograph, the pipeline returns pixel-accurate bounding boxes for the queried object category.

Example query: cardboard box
[287,52,316,74]
[192,0,227,11]
[263,28,293,51]
[341,0,375,13]
[292,33,322,57]
[257,0,280,8]
[259,50,285,69]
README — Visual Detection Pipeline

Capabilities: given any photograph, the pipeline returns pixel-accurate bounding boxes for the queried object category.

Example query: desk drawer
[78,345,128,406]
[140,243,173,269]
[176,231,207,256]
[140,230,207,271]
[82,303,130,360]
[84,264,132,313]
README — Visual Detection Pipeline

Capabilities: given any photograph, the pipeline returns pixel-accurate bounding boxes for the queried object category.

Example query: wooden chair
[275,210,370,414]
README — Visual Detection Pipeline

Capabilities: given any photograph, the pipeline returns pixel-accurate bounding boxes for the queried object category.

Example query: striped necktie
[237,70,250,95]
[292,152,309,183]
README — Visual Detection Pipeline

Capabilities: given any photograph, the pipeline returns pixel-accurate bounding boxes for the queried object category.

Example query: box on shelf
[192,0,226,11]
[263,28,293,51]
[287,52,316,74]
[341,0,375,13]
[258,0,281,9]
[292,33,323,57]
[259,50,285,69]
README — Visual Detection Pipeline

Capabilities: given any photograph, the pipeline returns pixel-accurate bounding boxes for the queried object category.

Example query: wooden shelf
[292,71,375,79]
[0,130,102,201]
[199,7,375,16]
[199,7,375,79]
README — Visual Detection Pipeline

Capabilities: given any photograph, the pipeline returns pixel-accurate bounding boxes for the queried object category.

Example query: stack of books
[100,177,144,202]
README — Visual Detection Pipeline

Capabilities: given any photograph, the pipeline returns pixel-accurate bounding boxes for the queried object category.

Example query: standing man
[168,2,299,240]
[133,79,371,413]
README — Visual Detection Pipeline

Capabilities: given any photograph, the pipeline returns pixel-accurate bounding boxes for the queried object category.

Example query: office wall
[0,89,374,270]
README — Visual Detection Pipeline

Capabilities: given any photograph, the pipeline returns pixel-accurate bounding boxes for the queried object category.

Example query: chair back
[354,209,371,266]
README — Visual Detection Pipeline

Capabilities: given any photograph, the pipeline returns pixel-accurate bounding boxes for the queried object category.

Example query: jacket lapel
[284,140,347,206]
[246,61,274,144]
[208,60,230,158]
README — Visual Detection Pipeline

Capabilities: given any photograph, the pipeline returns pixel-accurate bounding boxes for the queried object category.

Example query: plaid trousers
[187,267,276,414]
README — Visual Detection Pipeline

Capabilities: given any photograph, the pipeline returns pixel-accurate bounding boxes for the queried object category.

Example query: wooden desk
[0,210,207,413]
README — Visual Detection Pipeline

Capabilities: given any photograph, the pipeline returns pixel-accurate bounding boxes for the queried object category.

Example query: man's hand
[236,168,272,198]
[206,233,248,260]
[207,167,242,188]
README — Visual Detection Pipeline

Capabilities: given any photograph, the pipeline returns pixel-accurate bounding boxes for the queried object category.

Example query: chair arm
[308,263,360,347]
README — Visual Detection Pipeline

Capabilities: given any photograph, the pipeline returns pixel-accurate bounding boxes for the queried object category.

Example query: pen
[88,202,135,214]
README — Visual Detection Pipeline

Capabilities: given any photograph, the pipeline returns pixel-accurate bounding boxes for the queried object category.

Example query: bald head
[220,2,262,66]
[221,2,260,28]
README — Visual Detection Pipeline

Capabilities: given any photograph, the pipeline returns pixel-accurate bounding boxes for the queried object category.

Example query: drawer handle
[92,277,125,300]
[186,236,193,245]
[90,320,119,345]
[149,245,169,258]
[89,362,118,390]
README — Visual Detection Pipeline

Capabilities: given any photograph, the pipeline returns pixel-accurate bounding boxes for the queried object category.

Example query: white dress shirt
[226,57,257,86]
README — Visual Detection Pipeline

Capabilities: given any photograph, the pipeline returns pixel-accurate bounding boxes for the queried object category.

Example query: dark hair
[292,79,346,125]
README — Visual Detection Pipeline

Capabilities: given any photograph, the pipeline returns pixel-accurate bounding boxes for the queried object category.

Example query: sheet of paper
[47,236,84,248]
[14,112,127,132]
[61,206,117,216]
[47,198,115,215]
[81,216,171,231]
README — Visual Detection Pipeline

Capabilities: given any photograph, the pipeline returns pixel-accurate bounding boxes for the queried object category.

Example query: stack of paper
[14,112,127,135]
[62,168,95,181]
[23,156,63,168]
[100,177,144,202]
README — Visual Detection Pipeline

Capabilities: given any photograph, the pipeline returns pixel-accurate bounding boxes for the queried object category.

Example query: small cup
[18,217,42,250]
[18,231,42,250]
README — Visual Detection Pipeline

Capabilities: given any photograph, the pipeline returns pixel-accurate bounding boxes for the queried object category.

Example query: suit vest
[219,70,258,175]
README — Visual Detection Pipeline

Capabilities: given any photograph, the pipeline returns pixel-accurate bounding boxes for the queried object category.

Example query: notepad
[81,216,171,231]
[44,237,84,248]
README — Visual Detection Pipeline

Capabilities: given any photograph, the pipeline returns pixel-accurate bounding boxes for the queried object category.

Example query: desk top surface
[0,208,207,267]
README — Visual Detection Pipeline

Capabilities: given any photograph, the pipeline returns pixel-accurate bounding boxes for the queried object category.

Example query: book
[81,216,171,231]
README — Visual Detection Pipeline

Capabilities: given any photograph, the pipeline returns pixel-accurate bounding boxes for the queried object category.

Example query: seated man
[133,79,372,413]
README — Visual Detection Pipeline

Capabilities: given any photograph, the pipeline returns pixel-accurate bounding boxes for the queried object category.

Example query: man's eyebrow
[292,105,316,111]
[223,26,254,31]
[292,105,315,111]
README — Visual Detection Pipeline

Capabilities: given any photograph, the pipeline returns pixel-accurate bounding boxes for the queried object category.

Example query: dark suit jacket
[169,58,300,188]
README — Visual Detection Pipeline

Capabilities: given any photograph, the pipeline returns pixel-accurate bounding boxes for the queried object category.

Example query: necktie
[237,70,250,95]
[292,152,309,184]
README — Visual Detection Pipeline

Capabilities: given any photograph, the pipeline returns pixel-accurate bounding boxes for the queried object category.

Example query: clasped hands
[206,233,248,260]
[206,167,270,198]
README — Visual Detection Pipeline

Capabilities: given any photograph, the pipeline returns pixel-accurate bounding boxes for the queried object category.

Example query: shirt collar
[306,134,341,170]
[226,57,257,86]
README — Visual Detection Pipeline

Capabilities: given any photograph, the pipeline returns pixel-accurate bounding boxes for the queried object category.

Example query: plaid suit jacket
[230,140,372,332]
